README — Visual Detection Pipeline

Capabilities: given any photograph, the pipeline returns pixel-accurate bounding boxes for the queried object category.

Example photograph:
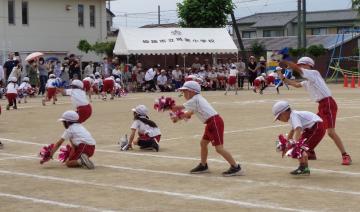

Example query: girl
[83,74,95,101]
[49,110,96,169]
[125,105,161,152]
[6,77,18,110]
[42,74,57,106]
[18,77,32,104]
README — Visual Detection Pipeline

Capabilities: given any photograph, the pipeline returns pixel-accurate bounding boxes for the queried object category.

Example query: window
[8,0,15,25]
[242,31,256,38]
[90,5,95,27]
[311,28,327,35]
[78,4,84,27]
[337,27,353,34]
[22,1,28,25]
[263,30,284,37]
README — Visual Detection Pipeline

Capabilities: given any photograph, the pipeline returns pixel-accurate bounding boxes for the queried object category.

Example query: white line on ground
[0,191,116,212]
[0,169,316,212]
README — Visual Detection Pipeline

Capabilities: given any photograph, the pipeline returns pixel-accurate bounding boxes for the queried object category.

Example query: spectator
[48,60,55,76]
[157,70,171,92]
[236,58,246,89]
[9,60,22,82]
[207,67,218,90]
[259,56,267,75]
[191,57,201,71]
[83,61,94,77]
[61,59,70,88]
[112,64,122,79]
[26,60,39,88]
[172,65,183,90]
[144,65,156,92]
[248,56,257,86]
[38,57,48,95]
[3,52,17,81]
[54,61,62,78]
[0,64,4,86]
[101,57,111,77]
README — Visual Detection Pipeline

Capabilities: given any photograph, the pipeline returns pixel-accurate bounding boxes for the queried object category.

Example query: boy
[83,74,95,101]
[172,81,244,176]
[102,76,115,100]
[224,64,238,95]
[273,100,326,175]
[42,74,57,106]
[278,57,351,165]
[65,80,92,123]
[49,110,95,169]
[6,77,18,110]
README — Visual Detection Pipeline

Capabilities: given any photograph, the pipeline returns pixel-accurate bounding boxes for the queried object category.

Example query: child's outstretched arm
[128,129,136,146]
[292,127,302,142]
[49,138,65,158]
[280,61,303,75]
[171,105,185,112]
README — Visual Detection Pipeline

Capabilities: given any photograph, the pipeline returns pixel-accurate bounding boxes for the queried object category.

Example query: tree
[306,45,326,58]
[249,41,266,58]
[77,40,115,57]
[77,40,92,53]
[177,0,234,27]
[352,0,360,12]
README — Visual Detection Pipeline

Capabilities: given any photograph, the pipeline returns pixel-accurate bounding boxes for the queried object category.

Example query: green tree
[77,40,115,57]
[289,47,306,58]
[77,40,92,53]
[249,41,266,58]
[177,0,234,27]
[306,45,326,58]
[352,0,360,12]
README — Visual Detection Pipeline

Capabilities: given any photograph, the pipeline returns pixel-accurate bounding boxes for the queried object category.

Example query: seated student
[124,105,161,152]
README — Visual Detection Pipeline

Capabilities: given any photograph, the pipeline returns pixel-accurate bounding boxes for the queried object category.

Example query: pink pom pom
[58,144,71,163]
[39,144,55,164]
[153,96,176,112]
[286,139,309,159]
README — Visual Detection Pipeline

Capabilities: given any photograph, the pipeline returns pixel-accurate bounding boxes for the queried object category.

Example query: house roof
[140,23,179,28]
[233,34,360,51]
[106,8,115,17]
[235,9,359,28]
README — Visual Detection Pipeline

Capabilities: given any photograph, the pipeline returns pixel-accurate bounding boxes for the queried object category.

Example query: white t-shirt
[208,72,217,79]
[290,110,322,130]
[300,69,331,102]
[6,82,18,94]
[115,82,122,89]
[145,68,156,81]
[198,71,207,79]
[66,89,89,107]
[131,120,161,138]
[19,82,31,90]
[229,68,238,77]
[255,76,265,81]
[83,77,94,85]
[112,69,121,76]
[46,78,57,88]
[172,70,182,81]
[183,94,218,123]
[61,123,96,146]
[157,75,167,85]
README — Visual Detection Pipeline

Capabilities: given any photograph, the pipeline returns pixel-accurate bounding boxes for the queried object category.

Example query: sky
[109,0,353,28]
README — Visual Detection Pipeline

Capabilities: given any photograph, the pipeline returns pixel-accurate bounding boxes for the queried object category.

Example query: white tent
[113,28,238,55]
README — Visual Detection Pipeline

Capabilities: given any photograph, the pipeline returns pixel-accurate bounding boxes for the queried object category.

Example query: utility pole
[158,5,161,25]
[302,0,307,48]
[230,12,248,68]
[297,0,302,49]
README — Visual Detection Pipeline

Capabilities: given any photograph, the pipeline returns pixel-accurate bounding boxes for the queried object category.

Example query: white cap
[49,74,56,78]
[179,81,201,94]
[297,57,315,67]
[90,74,95,78]
[95,72,100,76]
[272,101,290,121]
[131,105,148,116]
[261,73,266,77]
[231,64,236,69]
[22,77,29,82]
[260,56,266,62]
[58,110,79,122]
[275,66,282,71]
[8,77,17,82]
[200,66,205,70]
[71,79,83,89]
[110,76,115,80]
[115,78,121,82]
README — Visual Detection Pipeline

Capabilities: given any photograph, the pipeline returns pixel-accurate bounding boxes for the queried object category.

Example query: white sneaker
[80,154,94,169]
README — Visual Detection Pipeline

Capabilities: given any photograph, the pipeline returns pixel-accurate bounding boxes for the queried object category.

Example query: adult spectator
[144,65,157,92]
[236,58,246,89]
[157,70,171,92]
[54,61,62,78]
[207,67,218,90]
[83,61,94,77]
[3,53,17,81]
[0,64,4,86]
[191,57,201,71]
[101,57,111,77]
[38,57,48,95]
[248,56,257,86]
[171,65,183,90]
[26,60,39,88]
[72,59,81,79]
[9,60,22,81]
[112,64,122,79]
[61,59,70,88]
[259,56,267,75]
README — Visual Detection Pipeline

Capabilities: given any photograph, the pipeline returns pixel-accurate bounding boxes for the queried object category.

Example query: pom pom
[169,110,189,123]
[58,144,71,163]
[276,134,309,159]
[39,144,54,164]
[154,96,176,112]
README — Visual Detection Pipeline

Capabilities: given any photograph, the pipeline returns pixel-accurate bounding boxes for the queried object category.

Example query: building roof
[233,34,360,51]
[235,9,359,27]
[106,8,115,17]
[140,23,179,28]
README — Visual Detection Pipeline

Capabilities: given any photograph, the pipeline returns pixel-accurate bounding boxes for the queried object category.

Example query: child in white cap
[102,76,115,100]
[278,57,351,165]
[42,74,57,106]
[64,80,92,123]
[224,64,238,95]
[124,105,161,151]
[272,100,326,175]
[172,81,244,176]
[6,77,18,110]
[18,77,32,104]
[49,110,96,169]
[83,74,95,101]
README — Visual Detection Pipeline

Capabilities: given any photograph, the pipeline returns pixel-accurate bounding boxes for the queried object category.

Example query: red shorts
[47,87,56,100]
[69,143,95,161]
[266,76,275,84]
[203,115,224,146]
[318,97,337,129]
[227,76,236,85]
[103,80,114,93]
[6,93,17,104]
[254,79,261,87]
[92,85,99,94]
[139,134,161,142]
[77,104,92,123]
[300,122,326,151]
[83,80,91,92]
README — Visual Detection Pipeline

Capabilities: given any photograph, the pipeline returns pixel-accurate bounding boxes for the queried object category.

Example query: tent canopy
[113,28,238,55]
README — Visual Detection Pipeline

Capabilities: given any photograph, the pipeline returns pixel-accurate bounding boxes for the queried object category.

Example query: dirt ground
[0,84,360,212]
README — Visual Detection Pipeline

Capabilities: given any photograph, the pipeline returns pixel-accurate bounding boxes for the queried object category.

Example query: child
[83,74,95,101]
[65,80,92,123]
[102,76,115,100]
[93,72,103,99]
[224,64,238,95]
[124,105,161,151]
[279,57,351,165]
[172,81,244,176]
[253,74,266,94]
[18,77,32,104]
[6,77,18,110]
[272,100,326,175]
[42,74,57,106]
[49,110,95,169]
[115,78,123,97]
[274,66,290,94]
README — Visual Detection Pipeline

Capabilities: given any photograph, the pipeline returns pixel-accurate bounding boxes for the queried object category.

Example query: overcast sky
[110,0,353,28]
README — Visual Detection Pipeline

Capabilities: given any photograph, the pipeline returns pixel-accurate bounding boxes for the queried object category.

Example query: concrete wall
[0,0,107,62]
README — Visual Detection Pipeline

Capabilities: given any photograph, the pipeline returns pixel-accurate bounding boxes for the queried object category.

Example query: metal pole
[230,11,247,69]
[302,0,307,48]
[158,5,160,25]
[297,0,302,49]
